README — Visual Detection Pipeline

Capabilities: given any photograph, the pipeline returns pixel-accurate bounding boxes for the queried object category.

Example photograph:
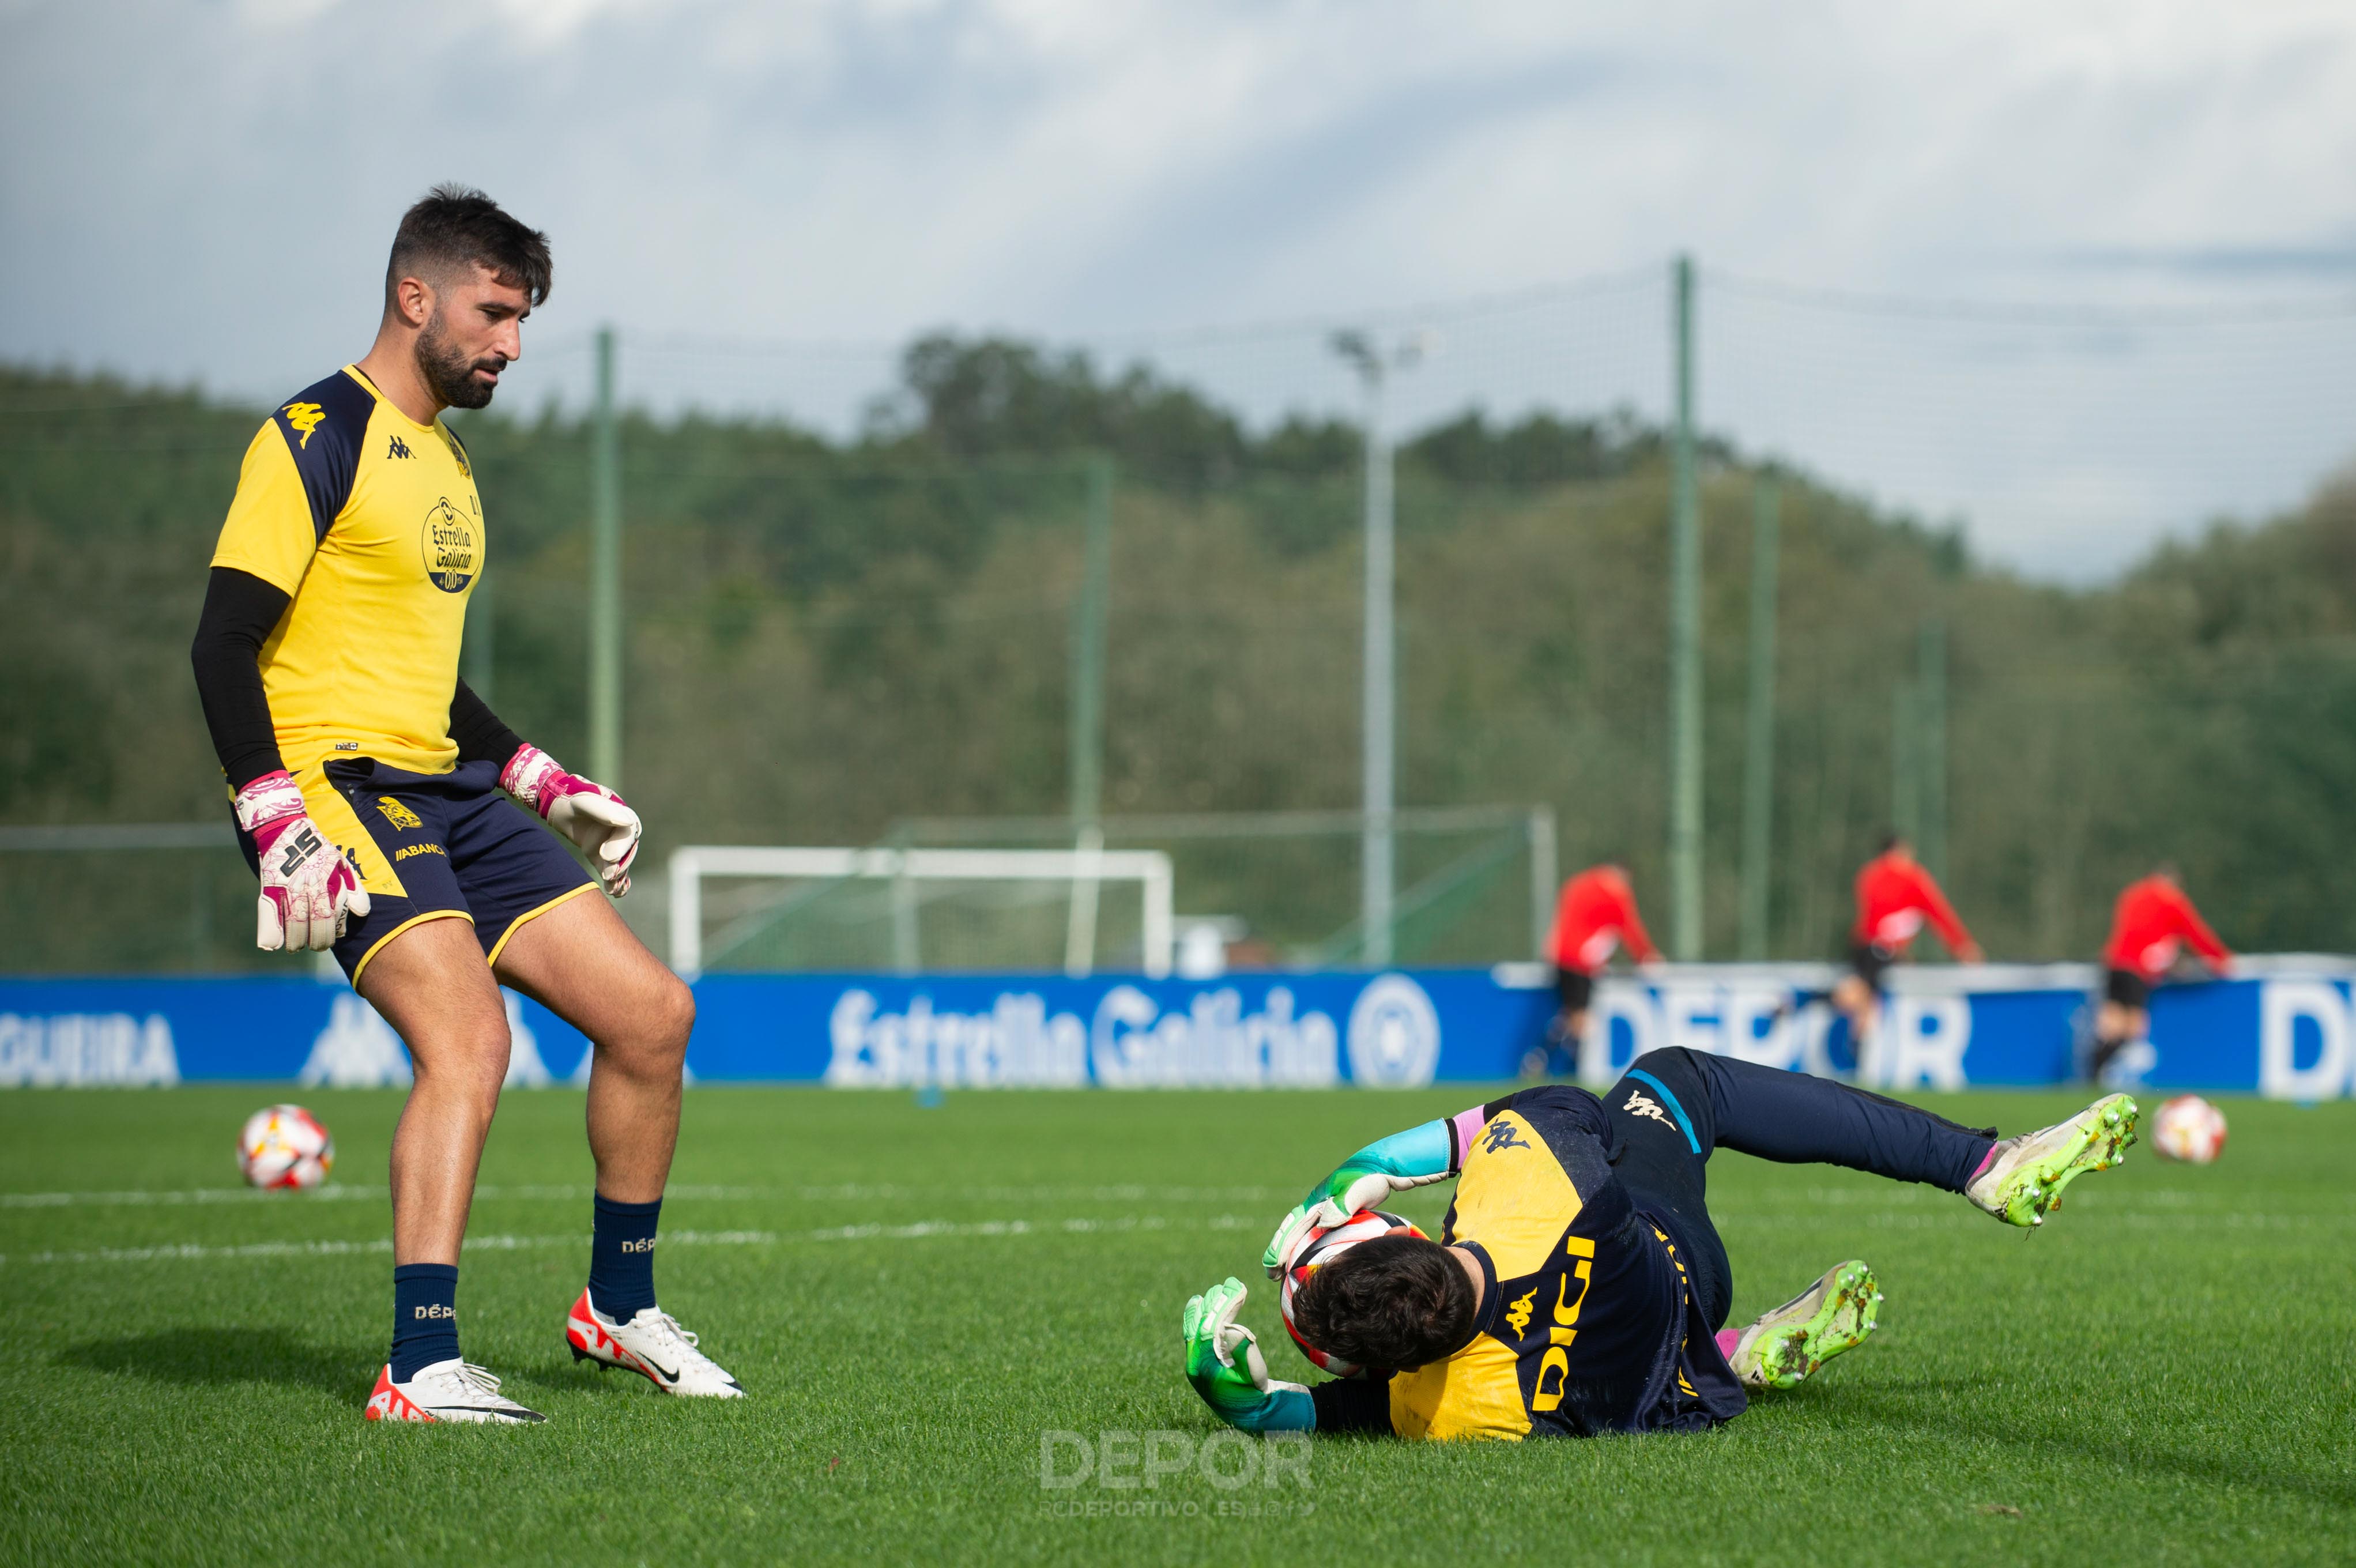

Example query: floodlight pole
[1335,330,1414,968]
[1668,255,1703,960]
[589,325,623,789]
[1362,354,1394,968]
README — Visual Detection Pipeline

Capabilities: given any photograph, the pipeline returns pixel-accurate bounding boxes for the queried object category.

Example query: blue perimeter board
[3,968,2352,1097]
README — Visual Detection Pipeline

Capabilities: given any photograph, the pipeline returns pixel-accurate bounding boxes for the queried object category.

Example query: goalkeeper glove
[500,743,640,896]
[1261,1116,1455,1277]
[1182,1277,1314,1433]
[235,770,370,952]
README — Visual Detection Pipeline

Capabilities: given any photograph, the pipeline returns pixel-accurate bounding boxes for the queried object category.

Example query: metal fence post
[1920,619,1948,880]
[1740,473,1780,959]
[1069,454,1113,832]
[1065,455,1113,977]
[1528,806,1559,963]
[1893,679,1920,848]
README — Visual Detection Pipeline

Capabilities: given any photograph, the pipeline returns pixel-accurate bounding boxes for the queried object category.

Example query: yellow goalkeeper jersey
[210,365,483,778]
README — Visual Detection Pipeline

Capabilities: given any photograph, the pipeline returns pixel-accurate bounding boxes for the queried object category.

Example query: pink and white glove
[500,743,640,897]
[233,770,371,952]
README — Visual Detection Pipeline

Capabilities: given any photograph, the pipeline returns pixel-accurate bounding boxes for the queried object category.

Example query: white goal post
[667,845,1175,979]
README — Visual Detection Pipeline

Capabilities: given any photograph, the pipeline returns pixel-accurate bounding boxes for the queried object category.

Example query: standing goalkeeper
[1182,1050,2138,1439]
[189,186,740,1422]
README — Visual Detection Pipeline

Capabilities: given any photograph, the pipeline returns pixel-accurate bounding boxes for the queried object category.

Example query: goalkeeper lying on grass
[1183,1047,2138,1440]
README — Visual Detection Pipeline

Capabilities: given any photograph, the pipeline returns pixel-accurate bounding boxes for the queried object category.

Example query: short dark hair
[1878,831,1905,854]
[386,184,552,310]
[1288,1236,1477,1371]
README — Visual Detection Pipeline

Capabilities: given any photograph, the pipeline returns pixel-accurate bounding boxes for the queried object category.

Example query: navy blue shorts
[1599,1047,1999,1329]
[233,757,594,985]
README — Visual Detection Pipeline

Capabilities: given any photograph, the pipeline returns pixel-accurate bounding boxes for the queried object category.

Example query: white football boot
[364,1358,545,1424]
[1965,1093,2140,1228]
[566,1288,745,1398]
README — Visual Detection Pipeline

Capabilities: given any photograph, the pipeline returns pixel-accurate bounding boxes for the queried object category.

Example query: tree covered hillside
[4,342,2353,972]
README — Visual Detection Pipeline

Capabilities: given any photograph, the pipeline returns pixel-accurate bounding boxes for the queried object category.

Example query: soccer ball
[1277,1208,1428,1377]
[2150,1094,2228,1165]
[237,1104,335,1190]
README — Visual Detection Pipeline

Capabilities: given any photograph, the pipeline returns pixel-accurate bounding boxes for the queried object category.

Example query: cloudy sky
[6,0,2355,579]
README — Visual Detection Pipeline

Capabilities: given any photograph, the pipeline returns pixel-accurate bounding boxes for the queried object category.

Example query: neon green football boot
[1728,1259,1882,1391]
[1965,1092,2139,1228]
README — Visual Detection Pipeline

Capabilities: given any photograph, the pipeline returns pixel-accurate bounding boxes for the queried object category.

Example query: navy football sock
[588,1193,662,1320]
[390,1263,460,1381]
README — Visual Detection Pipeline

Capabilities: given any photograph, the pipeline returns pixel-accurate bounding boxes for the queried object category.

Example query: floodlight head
[1397,327,1443,368]
[1329,329,1379,382]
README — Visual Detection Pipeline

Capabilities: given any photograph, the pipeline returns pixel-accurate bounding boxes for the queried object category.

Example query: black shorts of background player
[1849,941,1895,996]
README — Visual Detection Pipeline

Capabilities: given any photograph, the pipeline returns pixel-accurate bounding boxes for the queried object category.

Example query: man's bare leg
[2090,999,2149,1081]
[355,916,545,1421]
[491,892,693,1203]
[492,893,740,1396]
[1831,975,1878,1081]
[358,916,513,1265]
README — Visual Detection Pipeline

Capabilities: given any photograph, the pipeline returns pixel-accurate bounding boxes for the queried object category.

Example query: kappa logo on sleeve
[1623,1088,1674,1129]
[281,402,326,448]
[1481,1121,1532,1155]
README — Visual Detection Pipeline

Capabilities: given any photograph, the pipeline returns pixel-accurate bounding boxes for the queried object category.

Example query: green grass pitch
[1,1085,2351,1566]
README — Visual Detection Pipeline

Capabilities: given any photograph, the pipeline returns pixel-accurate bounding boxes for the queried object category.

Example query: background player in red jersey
[1524,863,1664,1079]
[1831,834,1982,1073]
[2089,864,2234,1084]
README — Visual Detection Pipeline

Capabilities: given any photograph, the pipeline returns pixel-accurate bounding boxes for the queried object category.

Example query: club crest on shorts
[375,796,424,831]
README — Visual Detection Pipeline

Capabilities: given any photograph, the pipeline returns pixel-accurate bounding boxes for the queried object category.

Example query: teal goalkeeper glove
[1183,1278,1314,1433]
[1261,1116,1456,1279]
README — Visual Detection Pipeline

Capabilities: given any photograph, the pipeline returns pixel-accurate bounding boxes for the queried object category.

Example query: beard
[415,312,503,410]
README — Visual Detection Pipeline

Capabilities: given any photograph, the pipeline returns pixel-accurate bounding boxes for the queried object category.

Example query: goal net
[667,845,1174,979]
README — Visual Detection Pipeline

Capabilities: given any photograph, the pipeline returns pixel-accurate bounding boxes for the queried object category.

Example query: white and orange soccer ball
[2150,1094,2228,1165]
[1277,1208,1428,1377]
[236,1104,334,1190]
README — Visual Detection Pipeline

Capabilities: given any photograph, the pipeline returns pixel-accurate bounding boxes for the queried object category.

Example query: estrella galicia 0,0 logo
[420,497,479,593]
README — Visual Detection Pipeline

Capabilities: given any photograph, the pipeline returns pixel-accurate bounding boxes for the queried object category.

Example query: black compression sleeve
[190,566,291,791]
[1309,1376,1395,1435]
[449,677,526,770]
